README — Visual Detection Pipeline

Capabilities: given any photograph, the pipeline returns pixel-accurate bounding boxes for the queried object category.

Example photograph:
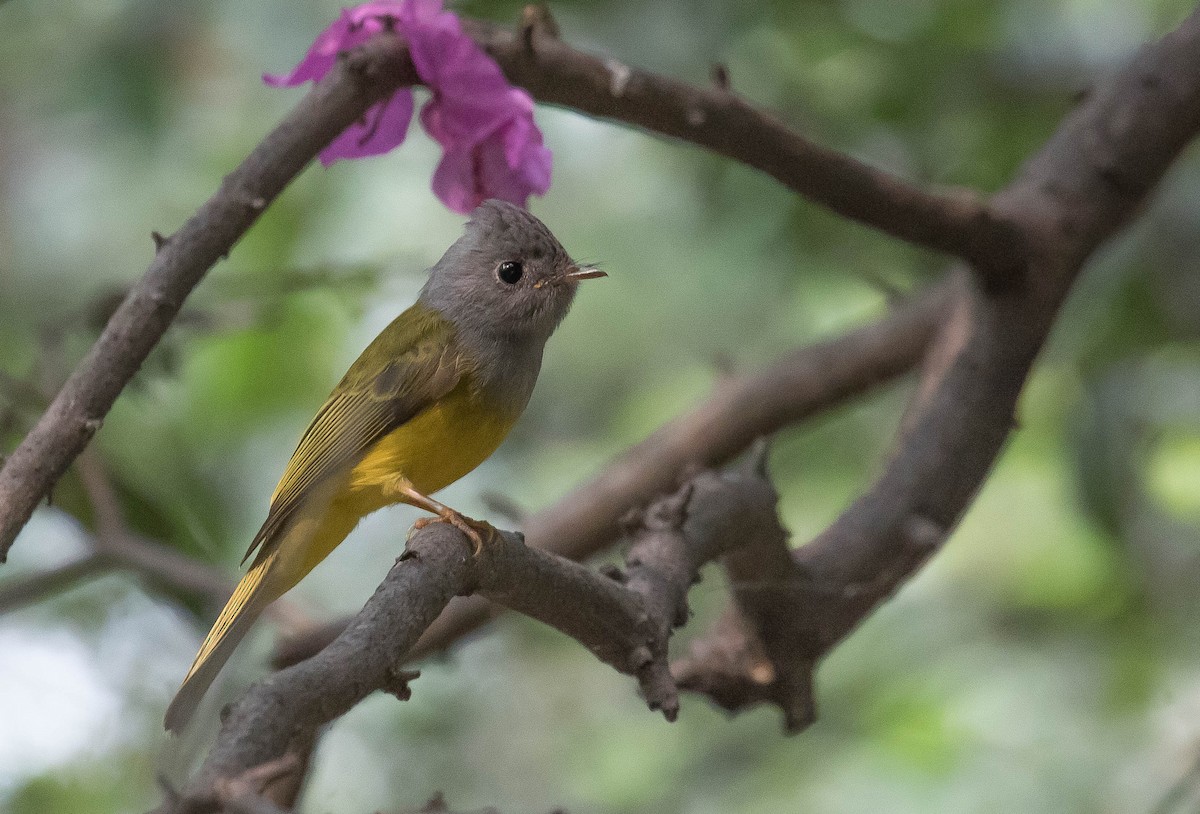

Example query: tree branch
[672,6,1200,729]
[0,36,419,562]
[0,553,112,614]
[0,450,238,611]
[161,462,782,813]
[465,17,1028,283]
[2,9,1006,562]
[272,283,946,668]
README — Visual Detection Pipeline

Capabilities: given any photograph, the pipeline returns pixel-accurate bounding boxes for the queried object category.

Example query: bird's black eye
[497,260,524,285]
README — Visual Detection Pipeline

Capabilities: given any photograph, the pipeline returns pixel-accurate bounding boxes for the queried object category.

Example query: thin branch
[0,450,265,618]
[75,448,125,539]
[0,553,113,614]
[392,793,503,814]
[272,283,946,668]
[0,449,237,611]
[0,36,419,562]
[523,284,948,561]
[0,521,245,613]
[76,450,237,602]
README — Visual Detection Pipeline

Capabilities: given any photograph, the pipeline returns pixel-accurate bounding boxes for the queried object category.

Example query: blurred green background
[3,0,1200,812]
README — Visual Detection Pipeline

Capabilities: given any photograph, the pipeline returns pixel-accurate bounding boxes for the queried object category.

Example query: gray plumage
[421,200,589,414]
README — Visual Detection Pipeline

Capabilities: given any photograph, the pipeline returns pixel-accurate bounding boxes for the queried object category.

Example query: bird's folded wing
[241,305,463,566]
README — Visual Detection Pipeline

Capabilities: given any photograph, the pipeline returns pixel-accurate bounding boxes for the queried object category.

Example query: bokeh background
[3,0,1200,811]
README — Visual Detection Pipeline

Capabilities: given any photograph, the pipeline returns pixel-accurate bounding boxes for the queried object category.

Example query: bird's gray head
[420,200,603,343]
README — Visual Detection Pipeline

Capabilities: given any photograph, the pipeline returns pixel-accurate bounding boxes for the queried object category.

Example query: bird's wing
[241,305,463,566]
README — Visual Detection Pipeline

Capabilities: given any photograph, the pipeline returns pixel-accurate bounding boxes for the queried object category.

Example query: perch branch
[163,462,781,813]
[272,283,946,668]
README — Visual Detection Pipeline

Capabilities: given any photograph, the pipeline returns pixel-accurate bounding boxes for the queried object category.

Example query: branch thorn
[900,513,945,552]
[520,3,560,53]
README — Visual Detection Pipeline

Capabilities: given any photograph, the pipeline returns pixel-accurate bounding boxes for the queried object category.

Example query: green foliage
[2,0,1200,812]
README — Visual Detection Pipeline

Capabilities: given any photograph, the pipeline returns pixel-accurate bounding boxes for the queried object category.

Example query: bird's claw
[411,510,496,555]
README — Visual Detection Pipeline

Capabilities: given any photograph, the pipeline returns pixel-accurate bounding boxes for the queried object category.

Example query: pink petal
[485,118,552,199]
[428,116,552,212]
[264,3,399,87]
[266,0,552,211]
[319,89,416,165]
[402,5,517,144]
[405,14,508,102]
[497,94,541,167]
[417,83,532,152]
[394,0,445,28]
[429,148,480,213]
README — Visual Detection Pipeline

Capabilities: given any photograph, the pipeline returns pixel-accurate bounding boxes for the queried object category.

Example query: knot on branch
[399,791,505,814]
[966,205,1031,294]
[673,608,817,734]
[384,667,421,701]
[635,652,680,721]
[340,32,418,89]
[213,753,304,814]
[641,481,693,532]
[711,63,731,91]
[901,512,946,553]
[598,562,627,583]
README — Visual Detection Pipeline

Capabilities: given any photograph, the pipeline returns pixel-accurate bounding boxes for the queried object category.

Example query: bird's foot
[410,509,497,555]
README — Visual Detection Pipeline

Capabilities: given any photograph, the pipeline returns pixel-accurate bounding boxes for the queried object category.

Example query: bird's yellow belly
[347,382,518,511]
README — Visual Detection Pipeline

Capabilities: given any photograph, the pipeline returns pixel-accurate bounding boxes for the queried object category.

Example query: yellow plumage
[165,307,517,731]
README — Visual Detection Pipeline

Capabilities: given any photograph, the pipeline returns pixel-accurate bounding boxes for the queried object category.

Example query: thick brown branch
[165,463,781,813]
[673,6,1200,729]
[213,754,303,814]
[802,2,1200,630]
[463,19,1028,280]
[273,285,945,668]
[168,526,469,814]
[525,285,947,561]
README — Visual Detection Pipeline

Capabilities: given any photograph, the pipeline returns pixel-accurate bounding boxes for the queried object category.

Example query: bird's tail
[164,551,279,733]
[164,495,363,732]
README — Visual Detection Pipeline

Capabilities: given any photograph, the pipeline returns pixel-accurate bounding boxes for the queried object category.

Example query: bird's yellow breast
[348,376,519,506]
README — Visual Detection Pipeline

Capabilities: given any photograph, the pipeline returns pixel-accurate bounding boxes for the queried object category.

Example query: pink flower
[266,0,551,213]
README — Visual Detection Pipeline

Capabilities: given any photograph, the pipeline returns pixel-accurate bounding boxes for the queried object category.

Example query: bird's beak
[564,265,607,281]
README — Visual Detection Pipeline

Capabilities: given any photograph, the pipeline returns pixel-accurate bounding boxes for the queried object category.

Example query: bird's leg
[390,478,496,555]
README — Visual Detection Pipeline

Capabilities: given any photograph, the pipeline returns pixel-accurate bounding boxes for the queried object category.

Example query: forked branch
[162,461,783,814]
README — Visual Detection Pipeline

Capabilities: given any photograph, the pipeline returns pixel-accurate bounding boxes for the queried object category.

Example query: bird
[165,200,604,731]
